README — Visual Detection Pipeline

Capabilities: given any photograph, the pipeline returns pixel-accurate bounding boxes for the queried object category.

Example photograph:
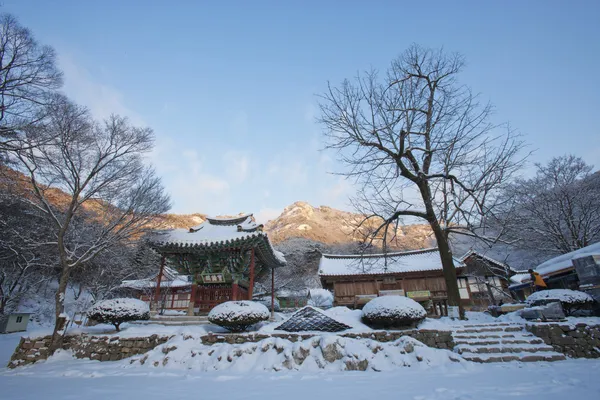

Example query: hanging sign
[406,290,431,300]
[200,273,226,283]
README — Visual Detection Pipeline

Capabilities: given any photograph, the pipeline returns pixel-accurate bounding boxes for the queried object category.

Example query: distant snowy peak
[162,201,434,248]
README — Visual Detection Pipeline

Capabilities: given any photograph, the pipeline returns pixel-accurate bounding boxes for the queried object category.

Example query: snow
[535,242,600,276]
[319,248,465,276]
[152,216,263,246]
[2,310,600,399]
[1,332,600,400]
[362,296,426,321]
[88,298,150,318]
[307,289,334,308]
[208,301,270,330]
[526,289,595,305]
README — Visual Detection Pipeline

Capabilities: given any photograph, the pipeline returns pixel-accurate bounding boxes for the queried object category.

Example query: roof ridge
[321,247,439,259]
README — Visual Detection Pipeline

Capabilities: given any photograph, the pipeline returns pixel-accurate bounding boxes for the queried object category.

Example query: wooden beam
[154,255,165,311]
[232,282,239,301]
[248,248,255,300]
[270,267,275,320]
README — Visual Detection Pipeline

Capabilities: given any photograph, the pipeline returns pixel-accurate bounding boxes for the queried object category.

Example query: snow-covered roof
[535,242,600,277]
[121,266,191,290]
[149,214,286,268]
[152,215,263,247]
[319,248,465,277]
[509,272,530,285]
[459,250,514,271]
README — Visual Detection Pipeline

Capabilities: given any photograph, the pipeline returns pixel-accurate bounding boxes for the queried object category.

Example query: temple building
[122,214,286,314]
[319,248,513,315]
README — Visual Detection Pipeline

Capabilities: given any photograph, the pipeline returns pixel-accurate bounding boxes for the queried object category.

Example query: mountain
[160,201,435,250]
[264,201,434,248]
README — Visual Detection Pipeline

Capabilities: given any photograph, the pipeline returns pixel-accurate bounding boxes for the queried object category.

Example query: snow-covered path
[1,359,599,400]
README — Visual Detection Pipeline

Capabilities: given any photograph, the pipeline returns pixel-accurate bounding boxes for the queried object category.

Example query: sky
[4,0,600,223]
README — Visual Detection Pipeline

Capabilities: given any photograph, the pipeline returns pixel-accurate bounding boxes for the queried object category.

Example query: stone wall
[198,329,454,350]
[8,329,453,369]
[8,334,170,368]
[526,323,600,358]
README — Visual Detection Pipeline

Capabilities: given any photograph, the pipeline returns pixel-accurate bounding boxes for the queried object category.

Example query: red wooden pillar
[270,266,275,319]
[154,255,165,310]
[188,282,198,316]
[232,282,239,301]
[248,248,255,300]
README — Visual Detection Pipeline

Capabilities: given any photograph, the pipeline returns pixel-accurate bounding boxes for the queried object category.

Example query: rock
[321,340,343,363]
[345,359,369,371]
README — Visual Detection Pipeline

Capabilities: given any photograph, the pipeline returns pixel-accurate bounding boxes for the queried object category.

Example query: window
[16,316,23,323]
[457,278,470,299]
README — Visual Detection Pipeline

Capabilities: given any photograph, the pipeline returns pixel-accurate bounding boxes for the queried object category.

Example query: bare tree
[0,13,63,153]
[318,45,526,315]
[0,197,55,317]
[502,155,600,254]
[12,101,170,348]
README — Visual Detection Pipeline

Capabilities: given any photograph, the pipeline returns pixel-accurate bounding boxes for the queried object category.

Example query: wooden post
[270,267,275,320]
[154,255,165,312]
[248,248,255,300]
[232,282,239,301]
[188,282,198,316]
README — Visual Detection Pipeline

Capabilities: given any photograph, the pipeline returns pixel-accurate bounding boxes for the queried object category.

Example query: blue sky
[5,1,600,222]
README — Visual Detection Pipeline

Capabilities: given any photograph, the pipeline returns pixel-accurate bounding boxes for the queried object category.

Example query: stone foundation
[198,329,454,350]
[8,329,453,369]
[8,334,170,368]
[526,323,600,358]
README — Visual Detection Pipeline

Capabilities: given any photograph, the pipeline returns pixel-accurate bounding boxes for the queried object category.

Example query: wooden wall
[327,274,449,307]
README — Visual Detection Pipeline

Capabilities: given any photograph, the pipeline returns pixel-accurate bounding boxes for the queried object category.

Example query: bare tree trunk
[50,261,70,351]
[485,282,496,306]
[431,224,462,315]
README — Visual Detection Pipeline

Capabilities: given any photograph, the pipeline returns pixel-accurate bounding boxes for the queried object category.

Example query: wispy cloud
[58,53,145,126]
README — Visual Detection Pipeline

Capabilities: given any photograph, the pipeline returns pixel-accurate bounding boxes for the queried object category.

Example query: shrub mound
[87,298,150,331]
[307,289,334,309]
[208,301,270,332]
[526,289,595,316]
[361,296,426,329]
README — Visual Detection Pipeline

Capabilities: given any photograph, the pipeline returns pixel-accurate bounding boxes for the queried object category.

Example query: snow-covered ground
[1,347,599,400]
[2,312,600,400]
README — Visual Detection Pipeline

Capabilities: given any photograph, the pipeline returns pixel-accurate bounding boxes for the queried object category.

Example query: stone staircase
[131,315,211,326]
[451,322,566,363]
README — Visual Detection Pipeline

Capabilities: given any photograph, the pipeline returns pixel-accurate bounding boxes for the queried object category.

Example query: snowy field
[2,330,600,400]
[2,310,600,399]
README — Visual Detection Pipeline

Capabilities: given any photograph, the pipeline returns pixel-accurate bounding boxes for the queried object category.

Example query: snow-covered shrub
[208,301,270,332]
[87,298,150,331]
[361,296,426,328]
[526,289,595,316]
[254,297,280,312]
[307,289,334,309]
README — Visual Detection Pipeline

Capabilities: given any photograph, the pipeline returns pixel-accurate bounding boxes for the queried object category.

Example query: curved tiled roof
[319,248,464,277]
[149,215,286,268]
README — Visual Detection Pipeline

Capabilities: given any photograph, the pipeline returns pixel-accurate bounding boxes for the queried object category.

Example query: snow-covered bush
[307,289,334,309]
[254,297,280,312]
[361,296,426,328]
[208,301,270,332]
[526,289,595,316]
[87,298,150,331]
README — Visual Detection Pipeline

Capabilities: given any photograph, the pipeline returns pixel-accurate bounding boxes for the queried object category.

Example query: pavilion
[143,214,286,314]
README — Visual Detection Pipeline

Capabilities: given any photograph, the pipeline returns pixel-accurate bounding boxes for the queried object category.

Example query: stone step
[454,338,544,346]
[453,334,516,339]
[456,345,555,354]
[454,326,523,334]
[460,352,566,363]
[459,323,518,328]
